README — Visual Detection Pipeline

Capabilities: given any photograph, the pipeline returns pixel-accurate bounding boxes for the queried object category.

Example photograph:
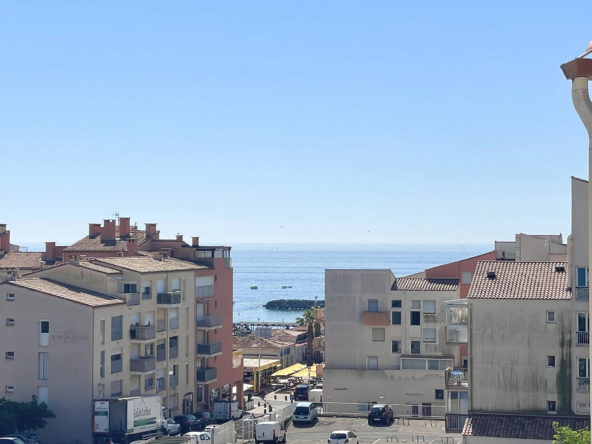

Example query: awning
[291,366,317,378]
[271,363,307,377]
[243,383,254,391]
[243,358,281,372]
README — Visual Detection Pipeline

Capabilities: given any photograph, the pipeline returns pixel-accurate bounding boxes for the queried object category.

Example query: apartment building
[324,269,462,415]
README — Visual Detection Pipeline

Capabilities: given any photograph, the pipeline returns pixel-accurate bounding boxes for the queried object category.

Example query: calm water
[232,243,490,323]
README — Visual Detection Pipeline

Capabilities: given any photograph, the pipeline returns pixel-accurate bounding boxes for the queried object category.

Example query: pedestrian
[290,393,294,403]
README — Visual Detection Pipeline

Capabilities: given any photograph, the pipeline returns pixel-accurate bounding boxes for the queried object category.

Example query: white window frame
[6,293,15,301]
[367,356,378,370]
[410,340,421,355]
[39,352,49,379]
[368,299,379,312]
[411,300,421,309]
[547,400,557,413]
[547,355,556,368]
[372,328,385,342]
[579,357,590,378]
[577,312,590,333]
[546,311,556,323]
[423,300,436,314]
[39,320,49,347]
[423,328,436,342]
[461,271,473,285]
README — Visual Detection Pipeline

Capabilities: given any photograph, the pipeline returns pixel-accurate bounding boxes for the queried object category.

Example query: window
[6,318,14,326]
[145,375,155,391]
[169,336,178,359]
[547,356,556,368]
[577,267,589,287]
[411,300,421,309]
[402,358,427,370]
[100,351,105,378]
[368,300,378,312]
[145,343,154,356]
[391,340,401,353]
[423,301,436,314]
[123,283,137,294]
[392,300,402,309]
[185,334,189,356]
[546,311,556,323]
[578,312,589,332]
[111,349,122,374]
[172,278,181,291]
[111,380,122,397]
[427,359,450,370]
[435,389,444,400]
[38,387,48,405]
[547,401,557,413]
[111,315,123,341]
[169,308,179,329]
[461,271,473,285]
[186,363,189,385]
[579,358,590,378]
[100,319,105,345]
[410,311,421,325]
[372,328,385,342]
[168,393,178,412]
[6,293,14,301]
[5,352,14,360]
[39,353,48,379]
[367,356,378,370]
[39,321,49,346]
[423,328,436,342]
[185,307,189,328]
[411,341,421,355]
[392,311,402,325]
[196,276,214,297]
[142,281,151,299]
[157,279,166,293]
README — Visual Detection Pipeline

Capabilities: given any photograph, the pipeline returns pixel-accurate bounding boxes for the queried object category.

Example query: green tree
[0,396,56,433]
[553,422,591,444]
[296,308,316,367]
[0,399,17,436]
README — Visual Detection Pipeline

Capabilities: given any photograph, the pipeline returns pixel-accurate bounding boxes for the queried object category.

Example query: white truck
[213,400,242,422]
[308,389,323,404]
[270,403,295,427]
[93,396,164,444]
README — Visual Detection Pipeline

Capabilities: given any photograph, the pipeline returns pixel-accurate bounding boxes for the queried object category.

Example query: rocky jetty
[263,299,325,310]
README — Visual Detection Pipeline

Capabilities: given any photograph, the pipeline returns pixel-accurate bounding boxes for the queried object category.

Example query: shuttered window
[372,328,385,342]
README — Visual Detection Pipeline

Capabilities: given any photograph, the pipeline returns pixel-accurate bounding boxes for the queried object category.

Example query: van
[255,421,286,444]
[294,384,310,401]
[292,402,317,425]
[308,389,323,404]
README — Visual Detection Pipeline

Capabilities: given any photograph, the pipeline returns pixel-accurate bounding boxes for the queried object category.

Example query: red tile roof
[392,278,459,291]
[468,261,570,300]
[63,228,147,252]
[463,414,590,440]
[94,256,206,273]
[0,252,44,270]
[232,336,292,349]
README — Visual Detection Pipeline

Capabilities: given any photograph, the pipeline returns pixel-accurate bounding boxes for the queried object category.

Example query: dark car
[0,438,26,444]
[173,414,201,433]
[193,411,216,429]
[367,404,394,425]
[294,384,311,401]
[2,436,38,444]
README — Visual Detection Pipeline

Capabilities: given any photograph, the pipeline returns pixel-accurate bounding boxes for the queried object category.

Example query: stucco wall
[29,263,119,294]
[571,177,588,288]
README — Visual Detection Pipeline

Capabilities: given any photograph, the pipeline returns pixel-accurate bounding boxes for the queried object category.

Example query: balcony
[197,314,223,330]
[446,325,468,344]
[157,291,181,306]
[157,348,166,362]
[576,287,589,301]
[577,377,590,393]
[111,359,123,374]
[197,367,218,383]
[445,368,469,388]
[577,332,589,346]
[446,413,469,432]
[130,325,156,341]
[361,311,390,326]
[114,292,140,306]
[169,374,178,389]
[196,285,214,298]
[130,356,156,373]
[224,258,232,268]
[169,346,179,359]
[197,341,223,357]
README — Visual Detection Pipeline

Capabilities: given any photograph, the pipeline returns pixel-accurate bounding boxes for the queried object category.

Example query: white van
[255,421,286,444]
[292,402,318,425]
[308,389,323,404]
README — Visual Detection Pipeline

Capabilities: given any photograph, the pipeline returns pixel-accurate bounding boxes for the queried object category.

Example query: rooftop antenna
[112,212,120,226]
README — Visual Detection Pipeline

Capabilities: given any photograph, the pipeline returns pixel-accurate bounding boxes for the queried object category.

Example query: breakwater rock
[263,299,325,310]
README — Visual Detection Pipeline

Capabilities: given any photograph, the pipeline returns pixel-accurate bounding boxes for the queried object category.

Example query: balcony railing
[445,368,469,388]
[224,258,232,268]
[576,287,589,301]
[156,377,166,393]
[169,318,179,330]
[111,359,123,374]
[169,374,178,389]
[197,314,222,328]
[157,348,166,362]
[577,332,589,345]
[116,293,140,306]
[130,325,156,340]
[157,319,166,332]
[130,389,140,396]
[197,341,222,355]
[157,291,181,305]
[130,356,156,373]
[446,413,469,432]
[577,377,590,393]
[361,311,390,326]
[145,380,155,392]
[197,367,218,383]
[169,346,179,359]
[196,285,214,298]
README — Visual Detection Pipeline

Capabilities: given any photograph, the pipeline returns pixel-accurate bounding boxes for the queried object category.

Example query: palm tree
[296,308,316,367]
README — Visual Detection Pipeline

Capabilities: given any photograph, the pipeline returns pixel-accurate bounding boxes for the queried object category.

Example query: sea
[232,243,490,323]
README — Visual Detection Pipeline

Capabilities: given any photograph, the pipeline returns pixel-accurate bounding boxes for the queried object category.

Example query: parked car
[3,435,39,444]
[0,438,26,444]
[183,431,211,444]
[328,431,358,444]
[193,411,216,429]
[367,404,393,425]
[294,384,311,401]
[162,418,181,435]
[174,414,201,433]
[293,402,318,425]
[255,421,286,444]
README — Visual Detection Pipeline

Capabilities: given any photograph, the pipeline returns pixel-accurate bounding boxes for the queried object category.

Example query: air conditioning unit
[5,385,14,393]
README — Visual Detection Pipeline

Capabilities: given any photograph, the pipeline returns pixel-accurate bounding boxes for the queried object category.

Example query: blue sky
[0,1,588,246]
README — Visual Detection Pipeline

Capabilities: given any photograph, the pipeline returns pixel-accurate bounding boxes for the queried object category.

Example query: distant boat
[250,286,258,290]
[281,286,293,289]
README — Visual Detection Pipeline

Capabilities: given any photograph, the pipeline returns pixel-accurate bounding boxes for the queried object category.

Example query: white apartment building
[324,269,463,416]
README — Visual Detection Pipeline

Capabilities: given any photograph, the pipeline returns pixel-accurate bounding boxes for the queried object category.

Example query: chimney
[102,220,116,240]
[145,223,157,236]
[176,234,184,242]
[119,217,131,237]
[0,228,10,252]
[126,238,137,256]
[45,242,56,258]
[0,224,6,234]
[89,223,101,236]
[192,237,200,247]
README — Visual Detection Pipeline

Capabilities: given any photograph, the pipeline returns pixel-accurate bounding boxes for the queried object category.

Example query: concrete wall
[0,283,95,444]
[29,263,119,294]
[571,177,588,288]
[517,234,567,263]
[470,299,574,415]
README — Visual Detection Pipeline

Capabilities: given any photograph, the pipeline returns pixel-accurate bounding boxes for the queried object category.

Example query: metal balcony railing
[130,325,156,340]
[169,374,178,388]
[124,293,140,306]
[156,377,166,393]
[130,356,156,372]
[576,287,589,301]
[197,342,222,355]
[446,413,469,431]
[157,348,166,362]
[577,332,589,345]
[111,359,123,374]
[169,346,179,359]
[577,377,590,393]
[196,314,222,328]
[157,291,181,305]
[197,367,217,383]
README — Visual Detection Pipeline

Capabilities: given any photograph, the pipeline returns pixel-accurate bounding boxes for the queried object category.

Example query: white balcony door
[157,280,166,293]
[130,343,140,359]
[197,303,205,318]
[144,312,154,326]
[39,321,49,347]
[172,278,181,291]
[130,313,140,326]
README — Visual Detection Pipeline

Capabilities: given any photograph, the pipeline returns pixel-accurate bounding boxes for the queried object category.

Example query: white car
[163,418,181,435]
[183,431,211,444]
[328,430,358,444]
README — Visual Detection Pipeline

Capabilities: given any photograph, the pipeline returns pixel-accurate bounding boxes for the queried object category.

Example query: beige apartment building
[324,269,462,415]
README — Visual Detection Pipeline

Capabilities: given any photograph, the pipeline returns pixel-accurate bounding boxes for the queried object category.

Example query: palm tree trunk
[307,323,314,367]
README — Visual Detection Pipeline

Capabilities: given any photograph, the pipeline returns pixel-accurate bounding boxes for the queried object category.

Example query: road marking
[371,439,379,444]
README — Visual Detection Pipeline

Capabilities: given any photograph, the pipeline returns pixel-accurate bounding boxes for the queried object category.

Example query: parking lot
[285,416,461,444]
